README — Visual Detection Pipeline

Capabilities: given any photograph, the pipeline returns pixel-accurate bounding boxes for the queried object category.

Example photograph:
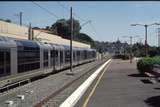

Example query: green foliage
[132,43,146,57]
[137,56,160,74]
[76,33,95,48]
[0,18,11,23]
[50,18,81,39]
[137,57,153,74]
[152,56,160,65]
[49,18,95,48]
[50,19,69,38]
[148,46,159,57]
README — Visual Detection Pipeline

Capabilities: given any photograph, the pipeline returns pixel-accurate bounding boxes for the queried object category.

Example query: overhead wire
[32,1,59,19]
[32,1,100,40]
[57,2,97,33]
[57,2,86,22]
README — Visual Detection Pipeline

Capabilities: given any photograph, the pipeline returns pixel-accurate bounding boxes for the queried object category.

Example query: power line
[89,22,99,36]
[57,2,69,11]
[57,2,86,22]
[57,2,99,35]
[32,1,59,19]
[57,2,100,39]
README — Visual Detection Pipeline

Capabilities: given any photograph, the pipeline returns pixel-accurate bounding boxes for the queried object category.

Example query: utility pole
[67,7,74,75]
[28,23,32,40]
[20,12,22,26]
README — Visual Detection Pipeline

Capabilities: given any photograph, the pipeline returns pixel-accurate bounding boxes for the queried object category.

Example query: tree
[50,19,69,38]
[0,18,11,23]
[132,43,146,57]
[50,18,81,39]
[45,26,50,30]
[76,33,95,48]
[5,19,11,23]
[67,18,81,37]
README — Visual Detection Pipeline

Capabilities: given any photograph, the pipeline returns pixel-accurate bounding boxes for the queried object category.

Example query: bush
[137,56,160,74]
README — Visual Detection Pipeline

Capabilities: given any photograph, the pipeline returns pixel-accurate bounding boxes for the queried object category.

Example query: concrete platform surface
[76,59,160,107]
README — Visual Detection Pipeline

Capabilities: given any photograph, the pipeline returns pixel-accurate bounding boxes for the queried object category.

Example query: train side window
[16,40,40,73]
[60,50,63,63]
[5,51,10,74]
[50,50,54,66]
[65,50,70,63]
[54,50,59,65]
[0,51,4,77]
[73,51,76,61]
[0,49,11,77]
[77,51,80,61]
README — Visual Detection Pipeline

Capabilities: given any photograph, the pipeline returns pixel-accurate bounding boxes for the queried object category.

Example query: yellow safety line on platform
[82,62,111,107]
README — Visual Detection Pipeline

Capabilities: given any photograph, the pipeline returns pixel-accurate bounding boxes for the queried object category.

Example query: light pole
[131,23,160,56]
[66,7,74,75]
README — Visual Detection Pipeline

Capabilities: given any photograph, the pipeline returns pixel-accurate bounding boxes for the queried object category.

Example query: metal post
[145,25,148,56]
[67,7,74,75]
[70,7,73,73]
[28,23,31,40]
[20,12,22,26]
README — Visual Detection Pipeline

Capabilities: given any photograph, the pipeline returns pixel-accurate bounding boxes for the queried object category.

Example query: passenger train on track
[0,36,97,88]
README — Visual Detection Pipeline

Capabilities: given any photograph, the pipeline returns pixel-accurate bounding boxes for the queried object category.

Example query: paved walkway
[76,59,160,107]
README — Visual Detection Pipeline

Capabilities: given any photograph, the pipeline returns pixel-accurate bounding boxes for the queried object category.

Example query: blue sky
[1,1,160,46]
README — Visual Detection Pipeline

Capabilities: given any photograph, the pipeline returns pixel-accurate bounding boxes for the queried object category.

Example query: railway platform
[75,59,160,107]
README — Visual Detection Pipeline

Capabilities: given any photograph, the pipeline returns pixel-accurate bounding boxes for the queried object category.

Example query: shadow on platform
[145,96,160,107]
[140,79,153,84]
[128,73,147,77]
[154,88,160,90]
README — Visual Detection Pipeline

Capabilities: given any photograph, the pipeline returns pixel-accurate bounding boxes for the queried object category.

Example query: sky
[1,1,160,46]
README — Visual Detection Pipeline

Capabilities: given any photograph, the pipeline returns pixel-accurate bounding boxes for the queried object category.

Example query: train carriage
[0,36,97,88]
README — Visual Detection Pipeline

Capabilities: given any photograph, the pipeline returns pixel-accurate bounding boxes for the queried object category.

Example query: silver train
[0,36,97,87]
